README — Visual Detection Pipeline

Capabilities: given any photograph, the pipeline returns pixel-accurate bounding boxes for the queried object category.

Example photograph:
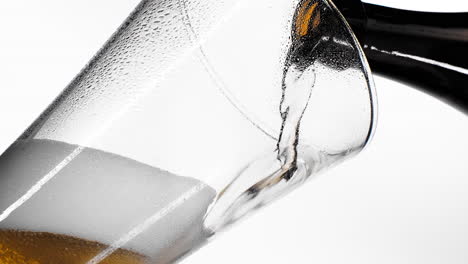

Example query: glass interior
[0,0,376,263]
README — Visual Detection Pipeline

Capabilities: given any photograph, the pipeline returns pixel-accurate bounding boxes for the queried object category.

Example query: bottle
[334,0,468,113]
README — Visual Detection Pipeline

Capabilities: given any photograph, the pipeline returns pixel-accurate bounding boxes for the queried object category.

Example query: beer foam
[0,139,216,262]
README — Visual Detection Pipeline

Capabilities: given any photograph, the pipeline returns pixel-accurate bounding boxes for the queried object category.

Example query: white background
[1,0,468,263]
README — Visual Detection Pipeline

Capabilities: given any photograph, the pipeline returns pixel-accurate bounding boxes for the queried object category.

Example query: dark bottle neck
[333,0,468,113]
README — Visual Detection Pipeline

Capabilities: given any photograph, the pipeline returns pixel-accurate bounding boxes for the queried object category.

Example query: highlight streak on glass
[86,182,207,264]
[367,45,468,75]
[197,49,279,141]
[0,146,85,222]
[0,1,247,224]
[178,0,279,141]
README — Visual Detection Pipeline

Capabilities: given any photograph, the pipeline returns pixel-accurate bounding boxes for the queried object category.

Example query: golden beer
[0,230,148,264]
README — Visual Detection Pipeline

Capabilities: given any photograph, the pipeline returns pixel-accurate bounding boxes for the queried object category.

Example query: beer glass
[0,0,376,263]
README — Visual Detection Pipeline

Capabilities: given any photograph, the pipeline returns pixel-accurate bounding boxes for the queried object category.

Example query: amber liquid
[0,230,149,264]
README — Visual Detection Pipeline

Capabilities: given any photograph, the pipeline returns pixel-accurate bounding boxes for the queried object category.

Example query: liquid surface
[0,139,216,264]
[0,231,147,264]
